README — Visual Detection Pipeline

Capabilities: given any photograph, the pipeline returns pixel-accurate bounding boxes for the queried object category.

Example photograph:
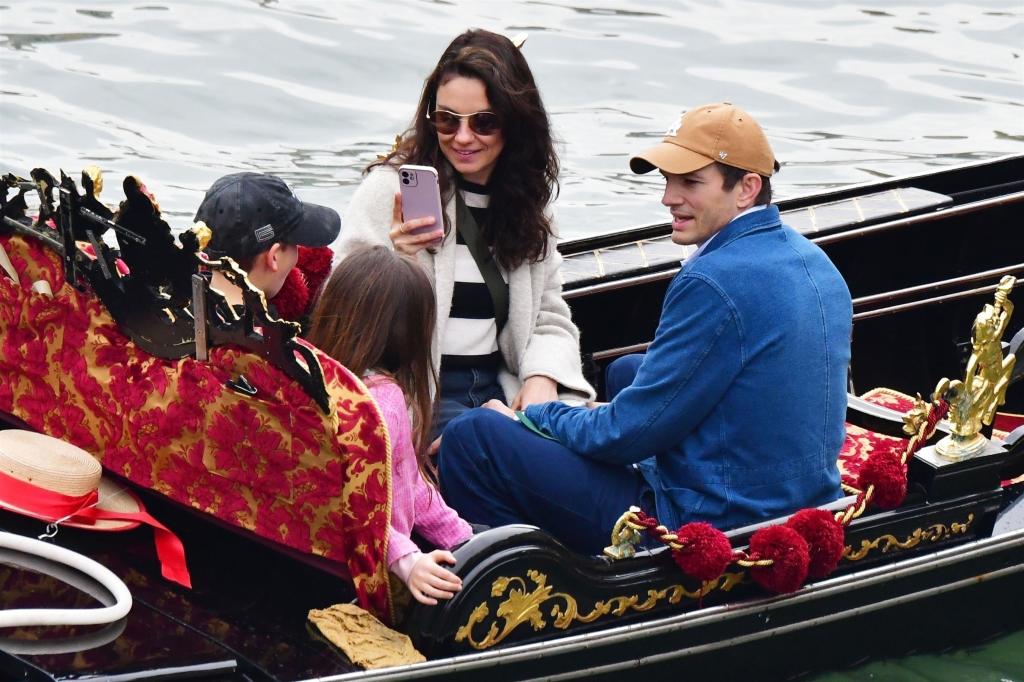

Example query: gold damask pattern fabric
[0,234,394,621]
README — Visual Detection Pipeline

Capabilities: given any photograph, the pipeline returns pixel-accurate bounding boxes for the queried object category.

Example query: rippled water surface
[1,2,1024,678]
[1,0,1022,239]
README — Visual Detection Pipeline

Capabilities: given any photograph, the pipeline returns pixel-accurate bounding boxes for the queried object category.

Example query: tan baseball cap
[630,102,776,177]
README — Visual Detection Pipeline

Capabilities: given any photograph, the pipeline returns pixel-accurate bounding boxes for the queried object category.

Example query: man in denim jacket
[440,103,852,554]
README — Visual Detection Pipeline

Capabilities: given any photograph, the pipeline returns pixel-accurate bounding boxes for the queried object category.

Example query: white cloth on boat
[0,241,19,284]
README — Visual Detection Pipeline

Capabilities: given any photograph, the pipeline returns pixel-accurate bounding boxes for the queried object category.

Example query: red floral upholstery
[838,389,912,486]
[0,234,394,622]
[839,386,1019,487]
[994,412,1024,435]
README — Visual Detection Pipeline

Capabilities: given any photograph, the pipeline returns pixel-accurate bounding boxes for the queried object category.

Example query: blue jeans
[434,365,506,438]
[438,357,654,555]
[605,353,644,401]
[439,409,655,554]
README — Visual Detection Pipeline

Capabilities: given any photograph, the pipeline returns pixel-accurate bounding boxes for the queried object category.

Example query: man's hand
[407,550,462,605]
[388,192,444,256]
[510,375,558,410]
[427,435,442,456]
[483,399,517,419]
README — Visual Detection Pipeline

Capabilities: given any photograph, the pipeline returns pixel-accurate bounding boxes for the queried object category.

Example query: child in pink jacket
[308,246,472,605]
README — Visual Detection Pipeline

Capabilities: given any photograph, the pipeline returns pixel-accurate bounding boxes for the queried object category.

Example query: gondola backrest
[0,233,396,623]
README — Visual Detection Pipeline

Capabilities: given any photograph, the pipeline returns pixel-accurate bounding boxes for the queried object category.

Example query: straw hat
[0,430,141,531]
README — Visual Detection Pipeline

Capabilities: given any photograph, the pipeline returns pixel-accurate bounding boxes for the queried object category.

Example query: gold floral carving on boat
[843,513,974,561]
[454,568,745,651]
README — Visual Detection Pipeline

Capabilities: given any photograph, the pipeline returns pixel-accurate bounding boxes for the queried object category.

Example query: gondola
[1,155,1022,681]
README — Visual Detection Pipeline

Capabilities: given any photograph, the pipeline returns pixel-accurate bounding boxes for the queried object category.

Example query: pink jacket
[366,375,472,574]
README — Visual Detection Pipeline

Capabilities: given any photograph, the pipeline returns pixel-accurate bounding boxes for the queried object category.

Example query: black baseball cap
[195,172,341,261]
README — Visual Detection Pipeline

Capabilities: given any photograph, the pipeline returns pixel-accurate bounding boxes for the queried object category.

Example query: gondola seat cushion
[0,233,395,622]
[838,386,1020,489]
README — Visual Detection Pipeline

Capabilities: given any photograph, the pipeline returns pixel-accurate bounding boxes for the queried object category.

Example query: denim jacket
[524,206,852,530]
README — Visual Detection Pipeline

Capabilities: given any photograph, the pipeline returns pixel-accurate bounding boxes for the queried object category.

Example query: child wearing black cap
[195,172,341,309]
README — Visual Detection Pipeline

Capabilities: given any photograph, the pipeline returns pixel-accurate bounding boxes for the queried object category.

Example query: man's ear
[736,173,763,210]
[264,242,286,272]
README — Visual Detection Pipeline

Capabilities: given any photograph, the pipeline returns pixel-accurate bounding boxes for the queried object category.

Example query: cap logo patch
[718,151,728,160]
[254,224,275,242]
[665,111,685,137]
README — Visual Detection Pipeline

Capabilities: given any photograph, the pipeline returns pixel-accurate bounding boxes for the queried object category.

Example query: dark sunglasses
[427,108,501,136]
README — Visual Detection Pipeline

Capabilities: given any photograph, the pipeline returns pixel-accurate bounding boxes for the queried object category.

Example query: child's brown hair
[307,246,438,475]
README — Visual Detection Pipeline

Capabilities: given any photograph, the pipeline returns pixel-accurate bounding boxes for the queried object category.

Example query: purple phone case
[399,165,444,236]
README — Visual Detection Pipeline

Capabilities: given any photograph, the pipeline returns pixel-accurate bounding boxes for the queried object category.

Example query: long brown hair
[307,246,438,475]
[370,28,559,270]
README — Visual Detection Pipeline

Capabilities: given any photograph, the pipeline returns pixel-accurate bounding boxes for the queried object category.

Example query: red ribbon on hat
[0,470,192,589]
[0,471,99,520]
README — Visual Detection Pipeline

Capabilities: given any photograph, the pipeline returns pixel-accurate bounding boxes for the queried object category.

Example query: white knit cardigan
[334,166,595,403]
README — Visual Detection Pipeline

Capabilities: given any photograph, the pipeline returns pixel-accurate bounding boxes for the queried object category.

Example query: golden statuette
[901,391,934,437]
[936,275,1017,460]
[604,506,644,560]
[189,221,213,251]
[83,165,104,197]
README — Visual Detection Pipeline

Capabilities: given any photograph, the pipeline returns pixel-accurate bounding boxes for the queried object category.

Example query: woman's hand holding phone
[390,164,445,256]
[389,192,443,256]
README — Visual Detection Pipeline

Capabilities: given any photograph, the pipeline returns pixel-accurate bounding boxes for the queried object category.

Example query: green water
[812,630,1024,681]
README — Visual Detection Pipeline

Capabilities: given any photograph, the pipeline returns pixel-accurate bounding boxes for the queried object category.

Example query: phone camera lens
[401,178,409,184]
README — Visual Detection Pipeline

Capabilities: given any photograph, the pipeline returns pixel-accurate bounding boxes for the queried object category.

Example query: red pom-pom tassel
[271,267,309,321]
[671,522,733,582]
[748,525,810,594]
[858,447,907,510]
[786,508,845,578]
[297,245,334,300]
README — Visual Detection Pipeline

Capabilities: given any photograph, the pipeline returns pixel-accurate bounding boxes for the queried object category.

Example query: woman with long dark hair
[336,29,594,435]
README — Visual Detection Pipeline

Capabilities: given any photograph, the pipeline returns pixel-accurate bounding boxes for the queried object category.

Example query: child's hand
[408,550,462,605]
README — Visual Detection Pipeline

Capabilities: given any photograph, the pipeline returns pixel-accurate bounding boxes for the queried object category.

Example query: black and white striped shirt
[440,180,505,370]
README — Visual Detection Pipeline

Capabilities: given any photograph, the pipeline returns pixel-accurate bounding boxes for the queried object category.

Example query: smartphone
[398,164,444,238]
